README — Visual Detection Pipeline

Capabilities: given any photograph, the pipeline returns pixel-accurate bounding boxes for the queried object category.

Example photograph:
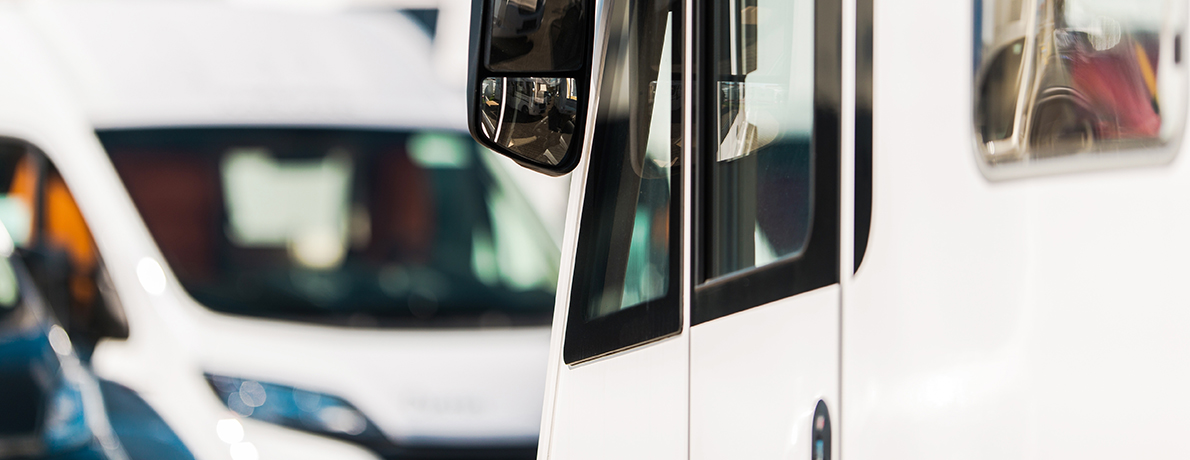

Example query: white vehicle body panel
[690,286,839,460]
[844,1,1190,458]
[545,338,688,460]
[537,0,1190,459]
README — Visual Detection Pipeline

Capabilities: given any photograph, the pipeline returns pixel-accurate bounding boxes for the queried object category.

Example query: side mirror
[467,0,594,175]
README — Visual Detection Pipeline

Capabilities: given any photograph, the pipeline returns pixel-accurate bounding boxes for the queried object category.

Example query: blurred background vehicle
[0,219,130,460]
[0,0,567,459]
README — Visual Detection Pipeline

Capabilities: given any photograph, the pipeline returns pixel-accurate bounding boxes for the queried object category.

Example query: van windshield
[98,128,557,326]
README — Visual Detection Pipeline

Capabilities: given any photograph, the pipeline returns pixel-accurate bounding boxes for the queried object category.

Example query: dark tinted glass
[100,128,558,326]
[707,0,815,278]
[478,76,578,165]
[562,0,682,363]
[578,0,678,319]
[486,0,587,72]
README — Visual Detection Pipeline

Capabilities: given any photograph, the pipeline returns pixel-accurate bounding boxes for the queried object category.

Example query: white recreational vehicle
[0,1,561,459]
[465,0,1190,458]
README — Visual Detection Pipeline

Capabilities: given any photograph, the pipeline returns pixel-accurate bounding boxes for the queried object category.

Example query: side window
[0,140,127,350]
[975,0,1187,169]
[563,0,683,364]
[693,0,841,323]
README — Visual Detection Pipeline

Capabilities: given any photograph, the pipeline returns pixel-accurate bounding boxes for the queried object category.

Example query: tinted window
[0,141,127,344]
[707,0,815,278]
[692,0,840,323]
[100,128,558,326]
[563,0,682,363]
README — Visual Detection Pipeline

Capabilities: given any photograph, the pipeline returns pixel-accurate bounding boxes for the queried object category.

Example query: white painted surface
[191,311,550,445]
[690,286,839,460]
[29,0,459,130]
[846,1,1190,459]
[547,337,689,460]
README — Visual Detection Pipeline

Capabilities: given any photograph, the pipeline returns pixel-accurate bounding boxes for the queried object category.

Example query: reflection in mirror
[487,0,586,72]
[478,77,577,166]
[975,0,1184,163]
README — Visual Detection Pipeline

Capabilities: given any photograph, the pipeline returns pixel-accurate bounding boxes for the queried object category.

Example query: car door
[688,0,843,457]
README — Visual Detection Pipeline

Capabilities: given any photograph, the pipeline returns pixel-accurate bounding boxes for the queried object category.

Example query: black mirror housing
[467,0,595,176]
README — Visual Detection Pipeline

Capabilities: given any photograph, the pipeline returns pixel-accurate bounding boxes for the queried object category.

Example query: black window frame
[562,0,684,365]
[692,0,841,325]
[855,0,873,273]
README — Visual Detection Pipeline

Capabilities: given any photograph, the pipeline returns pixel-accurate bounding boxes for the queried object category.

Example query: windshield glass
[99,128,557,326]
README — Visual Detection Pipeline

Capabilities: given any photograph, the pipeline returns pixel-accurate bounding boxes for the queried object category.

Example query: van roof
[30,0,463,130]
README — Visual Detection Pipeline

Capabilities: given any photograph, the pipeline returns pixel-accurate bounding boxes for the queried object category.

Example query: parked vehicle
[0,8,200,459]
[8,1,560,459]
[0,221,126,460]
[466,0,1190,458]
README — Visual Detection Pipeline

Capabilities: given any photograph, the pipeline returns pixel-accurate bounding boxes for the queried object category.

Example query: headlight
[205,374,385,443]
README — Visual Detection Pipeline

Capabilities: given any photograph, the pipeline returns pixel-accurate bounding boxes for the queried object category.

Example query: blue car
[0,225,192,460]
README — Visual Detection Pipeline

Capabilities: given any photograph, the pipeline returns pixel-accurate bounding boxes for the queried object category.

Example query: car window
[562,0,683,363]
[100,128,559,327]
[692,0,841,323]
[974,0,1185,165]
[707,0,815,278]
[0,140,127,346]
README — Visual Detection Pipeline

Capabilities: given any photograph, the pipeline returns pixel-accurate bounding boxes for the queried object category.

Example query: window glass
[563,0,682,363]
[580,0,678,320]
[0,141,124,343]
[975,0,1183,163]
[100,129,558,326]
[0,258,18,310]
[0,144,35,247]
[708,0,815,278]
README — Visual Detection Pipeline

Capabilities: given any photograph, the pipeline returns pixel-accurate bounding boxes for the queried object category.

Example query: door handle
[812,400,831,460]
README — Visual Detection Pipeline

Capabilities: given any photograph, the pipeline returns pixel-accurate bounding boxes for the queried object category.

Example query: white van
[6,1,558,459]
[465,0,1190,458]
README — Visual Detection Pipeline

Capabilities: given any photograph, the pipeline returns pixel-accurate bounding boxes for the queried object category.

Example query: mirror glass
[478,77,577,166]
[486,0,586,72]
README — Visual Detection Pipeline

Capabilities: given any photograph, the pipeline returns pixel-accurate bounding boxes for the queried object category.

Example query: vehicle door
[543,0,689,457]
[688,0,843,458]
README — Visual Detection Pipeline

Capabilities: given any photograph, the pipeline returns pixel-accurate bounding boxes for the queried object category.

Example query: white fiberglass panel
[546,337,688,460]
[844,1,1190,459]
[691,285,838,460]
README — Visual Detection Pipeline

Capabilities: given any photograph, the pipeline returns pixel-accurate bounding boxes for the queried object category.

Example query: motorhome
[466,0,1190,458]
[7,1,561,459]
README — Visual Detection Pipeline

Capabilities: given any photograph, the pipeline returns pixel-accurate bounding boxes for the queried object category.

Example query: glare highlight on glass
[43,381,89,452]
[48,325,72,356]
[221,149,351,270]
[0,258,19,309]
[136,257,166,295]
